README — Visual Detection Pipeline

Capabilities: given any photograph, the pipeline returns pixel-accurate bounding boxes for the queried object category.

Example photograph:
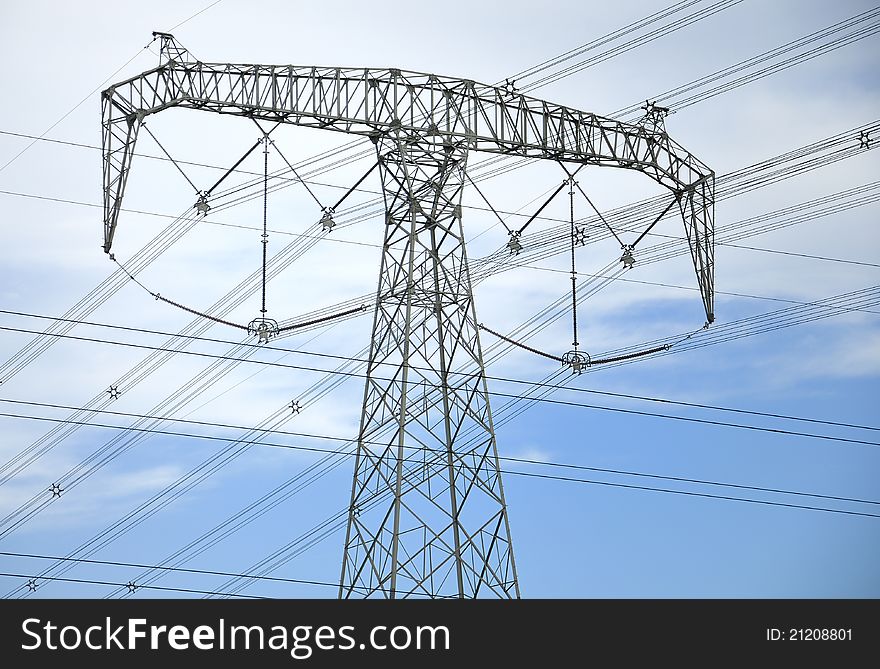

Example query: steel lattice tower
[101,34,714,599]
[338,134,518,598]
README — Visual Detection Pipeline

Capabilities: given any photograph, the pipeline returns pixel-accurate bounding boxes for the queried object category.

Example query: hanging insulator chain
[563,174,590,375]
[245,131,281,344]
[568,176,578,350]
[260,134,270,317]
[319,160,380,233]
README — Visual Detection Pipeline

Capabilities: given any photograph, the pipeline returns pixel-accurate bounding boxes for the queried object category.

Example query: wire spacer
[194,192,211,214]
[320,207,336,232]
[562,350,591,375]
[507,231,523,255]
[248,318,279,343]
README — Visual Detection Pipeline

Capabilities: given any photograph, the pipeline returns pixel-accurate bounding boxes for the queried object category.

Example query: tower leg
[102,93,142,252]
[680,178,715,323]
[339,132,519,599]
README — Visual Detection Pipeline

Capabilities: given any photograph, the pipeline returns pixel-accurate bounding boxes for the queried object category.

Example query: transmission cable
[7,315,878,433]
[3,317,879,448]
[612,6,880,117]
[508,0,704,82]
[1,187,872,532]
[519,0,745,92]
[0,155,868,520]
[0,550,365,595]
[3,280,877,585]
[0,36,158,175]
[35,275,876,597]
[0,571,264,599]
[5,401,879,503]
[140,124,200,193]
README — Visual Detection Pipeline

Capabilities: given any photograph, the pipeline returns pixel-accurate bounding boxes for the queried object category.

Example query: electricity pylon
[101,34,714,598]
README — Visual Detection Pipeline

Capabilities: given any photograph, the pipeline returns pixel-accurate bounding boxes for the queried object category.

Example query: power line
[1,402,877,508]
[514,263,880,315]
[717,241,880,268]
[1,282,872,486]
[142,285,880,595]
[3,310,879,433]
[0,182,589,250]
[0,550,359,594]
[2,439,876,601]
[584,287,879,363]
[502,470,880,519]
[611,6,880,117]
[2,197,875,539]
[3,318,876,600]
[167,0,224,32]
[507,0,705,82]
[0,129,374,199]
[0,45,153,175]
[0,0,222,172]
[0,334,877,447]
[98,317,880,599]
[0,571,264,599]
[5,165,876,359]
[0,0,221,175]
[488,391,880,448]
[3,425,875,600]
[263,159,880,338]
[520,0,745,92]
[206,381,880,598]
[117,375,575,597]
[0,282,877,517]
[673,15,880,111]
[0,187,382,251]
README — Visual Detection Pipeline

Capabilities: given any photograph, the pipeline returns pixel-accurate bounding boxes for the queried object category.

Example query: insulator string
[569,177,579,350]
[261,135,269,316]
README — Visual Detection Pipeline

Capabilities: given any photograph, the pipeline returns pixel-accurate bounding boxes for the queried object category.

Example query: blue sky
[0,0,877,598]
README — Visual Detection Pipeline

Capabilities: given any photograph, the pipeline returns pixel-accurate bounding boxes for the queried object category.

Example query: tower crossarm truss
[102,36,714,321]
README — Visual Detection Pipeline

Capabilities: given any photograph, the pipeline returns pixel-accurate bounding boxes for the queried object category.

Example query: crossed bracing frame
[340,137,517,598]
[102,35,714,598]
